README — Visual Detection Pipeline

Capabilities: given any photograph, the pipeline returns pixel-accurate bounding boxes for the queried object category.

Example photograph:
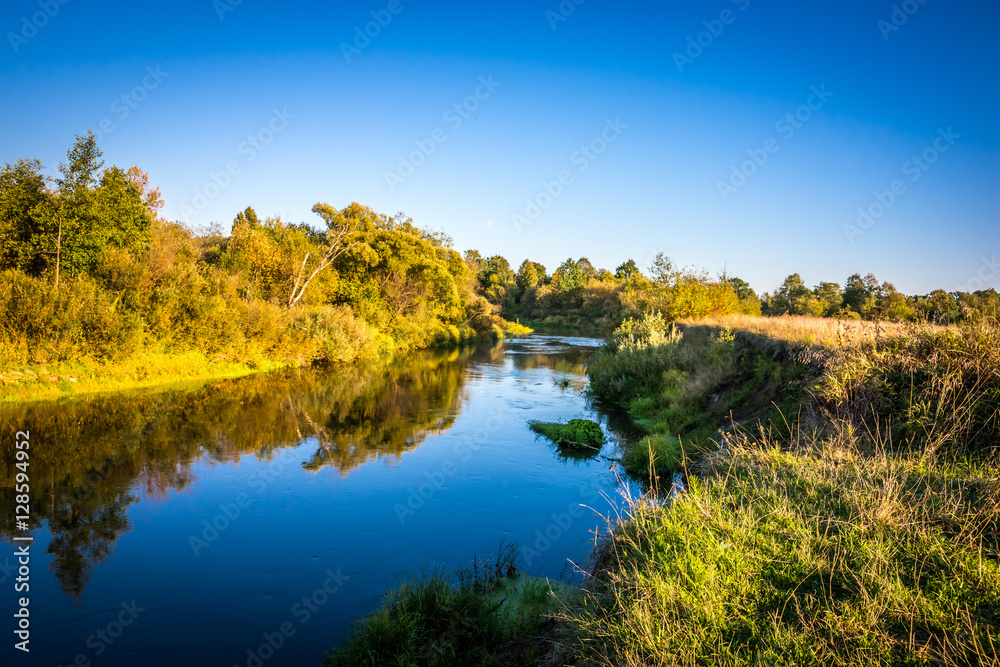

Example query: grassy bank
[569,314,1000,665]
[327,314,999,666]
[0,349,292,404]
[325,543,576,667]
[0,325,530,405]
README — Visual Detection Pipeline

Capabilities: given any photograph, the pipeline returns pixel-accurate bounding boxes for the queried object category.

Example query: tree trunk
[54,216,62,290]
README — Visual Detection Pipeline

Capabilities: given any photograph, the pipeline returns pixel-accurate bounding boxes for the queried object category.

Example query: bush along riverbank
[327,314,1000,666]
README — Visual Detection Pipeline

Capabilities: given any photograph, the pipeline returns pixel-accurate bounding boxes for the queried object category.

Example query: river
[0,334,638,666]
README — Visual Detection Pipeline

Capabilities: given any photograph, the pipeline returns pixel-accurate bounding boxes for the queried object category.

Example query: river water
[0,335,638,666]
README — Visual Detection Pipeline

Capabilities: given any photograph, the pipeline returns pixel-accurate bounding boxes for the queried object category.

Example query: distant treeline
[0,133,521,367]
[463,253,998,329]
[463,252,761,330]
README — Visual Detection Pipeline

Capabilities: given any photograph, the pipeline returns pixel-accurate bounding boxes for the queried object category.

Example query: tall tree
[0,157,49,273]
[815,281,843,316]
[285,202,365,308]
[615,259,640,280]
[843,273,879,318]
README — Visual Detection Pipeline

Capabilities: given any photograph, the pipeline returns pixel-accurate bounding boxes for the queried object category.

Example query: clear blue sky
[2,0,998,295]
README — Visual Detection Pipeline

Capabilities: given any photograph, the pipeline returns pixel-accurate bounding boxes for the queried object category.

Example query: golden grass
[0,350,292,404]
[678,314,947,349]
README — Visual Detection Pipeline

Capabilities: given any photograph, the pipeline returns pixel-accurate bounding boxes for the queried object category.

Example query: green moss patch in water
[529,418,604,451]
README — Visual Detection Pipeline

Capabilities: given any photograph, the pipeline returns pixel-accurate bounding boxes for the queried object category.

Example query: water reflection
[0,347,476,598]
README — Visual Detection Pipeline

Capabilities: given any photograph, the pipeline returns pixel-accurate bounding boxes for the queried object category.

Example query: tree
[13,134,153,285]
[875,282,915,321]
[729,276,761,315]
[90,166,154,258]
[0,157,49,273]
[921,289,960,324]
[649,252,674,287]
[770,273,812,315]
[57,130,104,197]
[814,281,843,317]
[552,258,585,292]
[285,202,366,308]
[463,250,483,275]
[615,259,640,280]
[729,276,756,302]
[516,259,541,292]
[478,255,516,306]
[843,273,879,318]
[233,206,261,229]
[336,223,463,327]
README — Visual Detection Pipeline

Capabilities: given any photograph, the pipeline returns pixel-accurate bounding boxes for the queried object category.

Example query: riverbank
[0,350,293,404]
[0,325,531,405]
[326,314,1000,665]
[571,314,1000,665]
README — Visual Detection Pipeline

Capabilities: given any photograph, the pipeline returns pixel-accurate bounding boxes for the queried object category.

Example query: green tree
[729,277,761,315]
[814,281,843,317]
[843,273,879,318]
[90,166,153,258]
[875,282,915,321]
[770,273,812,315]
[615,259,640,280]
[516,259,541,292]
[0,157,49,273]
[553,258,585,293]
[649,252,674,287]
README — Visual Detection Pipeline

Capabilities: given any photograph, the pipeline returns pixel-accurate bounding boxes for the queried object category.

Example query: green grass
[325,542,575,667]
[564,431,1000,666]
[559,315,1000,666]
[0,349,292,404]
[529,419,605,452]
[619,433,687,482]
[587,313,814,478]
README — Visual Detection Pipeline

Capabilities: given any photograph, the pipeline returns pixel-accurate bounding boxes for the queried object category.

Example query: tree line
[2,133,995,370]
[463,255,997,328]
[0,133,519,367]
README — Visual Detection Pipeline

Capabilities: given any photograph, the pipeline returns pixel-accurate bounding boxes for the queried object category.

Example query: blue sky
[2,0,998,295]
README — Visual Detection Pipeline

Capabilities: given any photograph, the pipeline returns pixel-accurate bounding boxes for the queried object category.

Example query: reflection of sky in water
[502,335,605,354]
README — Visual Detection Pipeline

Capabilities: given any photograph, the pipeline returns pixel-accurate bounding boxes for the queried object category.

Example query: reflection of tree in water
[47,485,134,599]
[300,350,467,473]
[0,347,472,598]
